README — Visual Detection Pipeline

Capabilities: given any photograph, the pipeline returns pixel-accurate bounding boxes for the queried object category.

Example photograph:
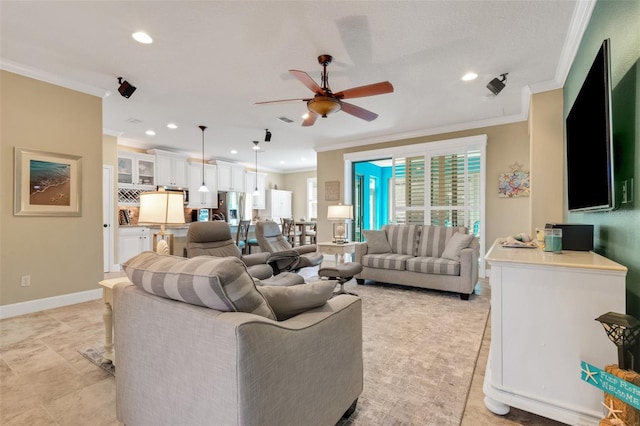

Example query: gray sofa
[114,253,363,426]
[354,224,479,299]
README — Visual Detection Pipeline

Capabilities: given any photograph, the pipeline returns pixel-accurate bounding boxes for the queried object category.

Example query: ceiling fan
[256,54,394,126]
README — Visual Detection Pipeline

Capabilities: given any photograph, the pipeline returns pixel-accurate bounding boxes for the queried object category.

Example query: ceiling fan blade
[340,101,379,121]
[302,111,319,127]
[255,98,309,105]
[335,81,394,99]
[289,70,324,95]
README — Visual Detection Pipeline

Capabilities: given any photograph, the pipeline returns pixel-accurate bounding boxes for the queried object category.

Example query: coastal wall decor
[14,148,82,216]
[325,180,340,201]
[498,162,530,198]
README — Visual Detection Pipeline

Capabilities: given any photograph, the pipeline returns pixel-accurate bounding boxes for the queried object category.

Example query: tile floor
[0,272,564,425]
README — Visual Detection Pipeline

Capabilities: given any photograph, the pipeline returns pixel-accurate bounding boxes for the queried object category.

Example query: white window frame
[343,135,487,277]
[306,177,317,220]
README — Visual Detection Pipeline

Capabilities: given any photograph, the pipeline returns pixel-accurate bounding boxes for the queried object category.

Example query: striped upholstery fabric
[122,251,276,320]
[406,257,461,276]
[416,226,468,258]
[384,224,421,256]
[361,253,413,271]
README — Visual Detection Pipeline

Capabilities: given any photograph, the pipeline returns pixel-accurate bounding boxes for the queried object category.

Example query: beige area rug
[336,279,490,426]
[78,343,115,377]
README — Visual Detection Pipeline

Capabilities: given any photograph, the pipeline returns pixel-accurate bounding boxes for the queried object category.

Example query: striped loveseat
[354,224,479,299]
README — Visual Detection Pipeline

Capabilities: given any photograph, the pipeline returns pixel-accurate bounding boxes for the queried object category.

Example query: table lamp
[327,204,353,244]
[138,190,185,255]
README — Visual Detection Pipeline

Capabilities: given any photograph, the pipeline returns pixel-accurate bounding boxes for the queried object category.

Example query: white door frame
[103,165,115,272]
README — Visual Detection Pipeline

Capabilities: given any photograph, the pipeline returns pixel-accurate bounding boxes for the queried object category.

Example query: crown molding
[0,58,108,98]
[554,0,597,86]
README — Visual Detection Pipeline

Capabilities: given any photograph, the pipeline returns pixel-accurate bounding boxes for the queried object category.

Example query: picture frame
[325,180,340,201]
[14,148,82,216]
[498,171,530,198]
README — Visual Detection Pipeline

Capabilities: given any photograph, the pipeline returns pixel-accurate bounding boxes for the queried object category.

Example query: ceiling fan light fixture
[307,96,342,117]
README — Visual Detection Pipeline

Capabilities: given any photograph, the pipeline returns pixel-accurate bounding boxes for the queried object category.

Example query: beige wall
[1,71,103,306]
[317,121,534,247]
[284,170,317,220]
[529,89,564,231]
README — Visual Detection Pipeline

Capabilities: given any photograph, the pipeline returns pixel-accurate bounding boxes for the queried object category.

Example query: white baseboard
[0,289,103,320]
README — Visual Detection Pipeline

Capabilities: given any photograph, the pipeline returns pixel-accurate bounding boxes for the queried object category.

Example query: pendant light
[252,141,260,196]
[198,125,209,193]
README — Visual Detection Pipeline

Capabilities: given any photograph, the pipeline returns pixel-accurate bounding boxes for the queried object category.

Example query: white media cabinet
[484,241,627,425]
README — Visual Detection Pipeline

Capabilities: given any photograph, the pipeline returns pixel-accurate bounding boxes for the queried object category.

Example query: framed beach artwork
[14,148,82,216]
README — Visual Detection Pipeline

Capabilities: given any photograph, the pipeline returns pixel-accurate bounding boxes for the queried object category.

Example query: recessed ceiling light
[167,123,178,129]
[230,150,238,154]
[302,113,309,119]
[301,157,307,161]
[145,130,156,136]
[132,32,153,44]
[279,160,285,164]
[462,72,478,81]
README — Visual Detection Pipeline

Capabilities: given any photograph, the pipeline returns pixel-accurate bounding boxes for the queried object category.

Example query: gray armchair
[187,221,304,286]
[256,221,324,272]
[114,279,363,426]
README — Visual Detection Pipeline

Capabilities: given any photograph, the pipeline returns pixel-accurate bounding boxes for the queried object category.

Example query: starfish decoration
[508,162,524,172]
[601,400,625,424]
[581,363,599,385]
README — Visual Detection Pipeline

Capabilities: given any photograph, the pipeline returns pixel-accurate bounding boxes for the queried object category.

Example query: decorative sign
[325,181,340,201]
[581,361,640,410]
[498,162,530,198]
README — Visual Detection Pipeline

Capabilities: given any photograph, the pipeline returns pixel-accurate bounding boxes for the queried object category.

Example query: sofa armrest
[294,244,318,255]
[459,246,480,292]
[114,282,362,426]
[354,242,368,264]
[241,252,270,267]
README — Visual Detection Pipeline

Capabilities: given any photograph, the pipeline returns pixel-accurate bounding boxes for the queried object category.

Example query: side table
[317,241,356,265]
[98,277,130,365]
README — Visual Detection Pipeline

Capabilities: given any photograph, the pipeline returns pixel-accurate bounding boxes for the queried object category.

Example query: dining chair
[282,218,301,246]
[236,219,251,254]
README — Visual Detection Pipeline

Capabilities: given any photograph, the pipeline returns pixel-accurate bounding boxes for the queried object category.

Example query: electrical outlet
[622,180,628,203]
[20,275,30,287]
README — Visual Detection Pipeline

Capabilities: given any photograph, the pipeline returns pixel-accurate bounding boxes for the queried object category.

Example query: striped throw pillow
[123,251,276,320]
[417,226,468,258]
[384,224,420,255]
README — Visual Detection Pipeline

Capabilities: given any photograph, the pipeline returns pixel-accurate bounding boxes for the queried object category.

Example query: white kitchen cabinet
[188,162,218,208]
[117,152,156,189]
[149,149,188,187]
[483,241,627,425]
[262,189,292,222]
[245,171,266,209]
[213,160,245,192]
[119,226,151,264]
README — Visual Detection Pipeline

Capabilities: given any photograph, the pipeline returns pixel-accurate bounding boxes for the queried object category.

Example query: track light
[486,73,508,96]
[264,129,272,142]
[117,77,137,98]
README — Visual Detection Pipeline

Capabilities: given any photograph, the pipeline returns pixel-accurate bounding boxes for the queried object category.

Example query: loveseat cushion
[122,251,276,320]
[384,224,420,255]
[257,281,336,321]
[406,256,461,276]
[441,232,474,261]
[416,225,468,257]
[361,253,413,271]
[362,230,392,254]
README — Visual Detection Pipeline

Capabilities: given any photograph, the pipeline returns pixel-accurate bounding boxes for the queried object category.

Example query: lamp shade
[327,204,353,220]
[138,191,185,225]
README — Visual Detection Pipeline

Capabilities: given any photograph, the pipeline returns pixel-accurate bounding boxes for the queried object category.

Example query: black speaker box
[118,81,136,98]
[545,223,594,251]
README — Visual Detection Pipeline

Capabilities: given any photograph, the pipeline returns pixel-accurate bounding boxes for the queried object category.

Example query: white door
[103,166,114,272]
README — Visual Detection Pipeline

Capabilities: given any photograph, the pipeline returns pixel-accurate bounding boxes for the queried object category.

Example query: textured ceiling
[0,1,586,172]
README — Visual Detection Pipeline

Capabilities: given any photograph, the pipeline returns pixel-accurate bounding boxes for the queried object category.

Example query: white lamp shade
[327,204,353,220]
[138,191,185,225]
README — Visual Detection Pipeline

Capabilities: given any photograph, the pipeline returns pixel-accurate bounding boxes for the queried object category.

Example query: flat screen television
[566,38,615,212]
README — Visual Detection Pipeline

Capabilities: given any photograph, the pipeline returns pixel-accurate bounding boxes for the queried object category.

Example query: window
[307,178,317,220]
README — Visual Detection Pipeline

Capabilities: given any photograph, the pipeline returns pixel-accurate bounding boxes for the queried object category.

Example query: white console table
[484,241,627,425]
